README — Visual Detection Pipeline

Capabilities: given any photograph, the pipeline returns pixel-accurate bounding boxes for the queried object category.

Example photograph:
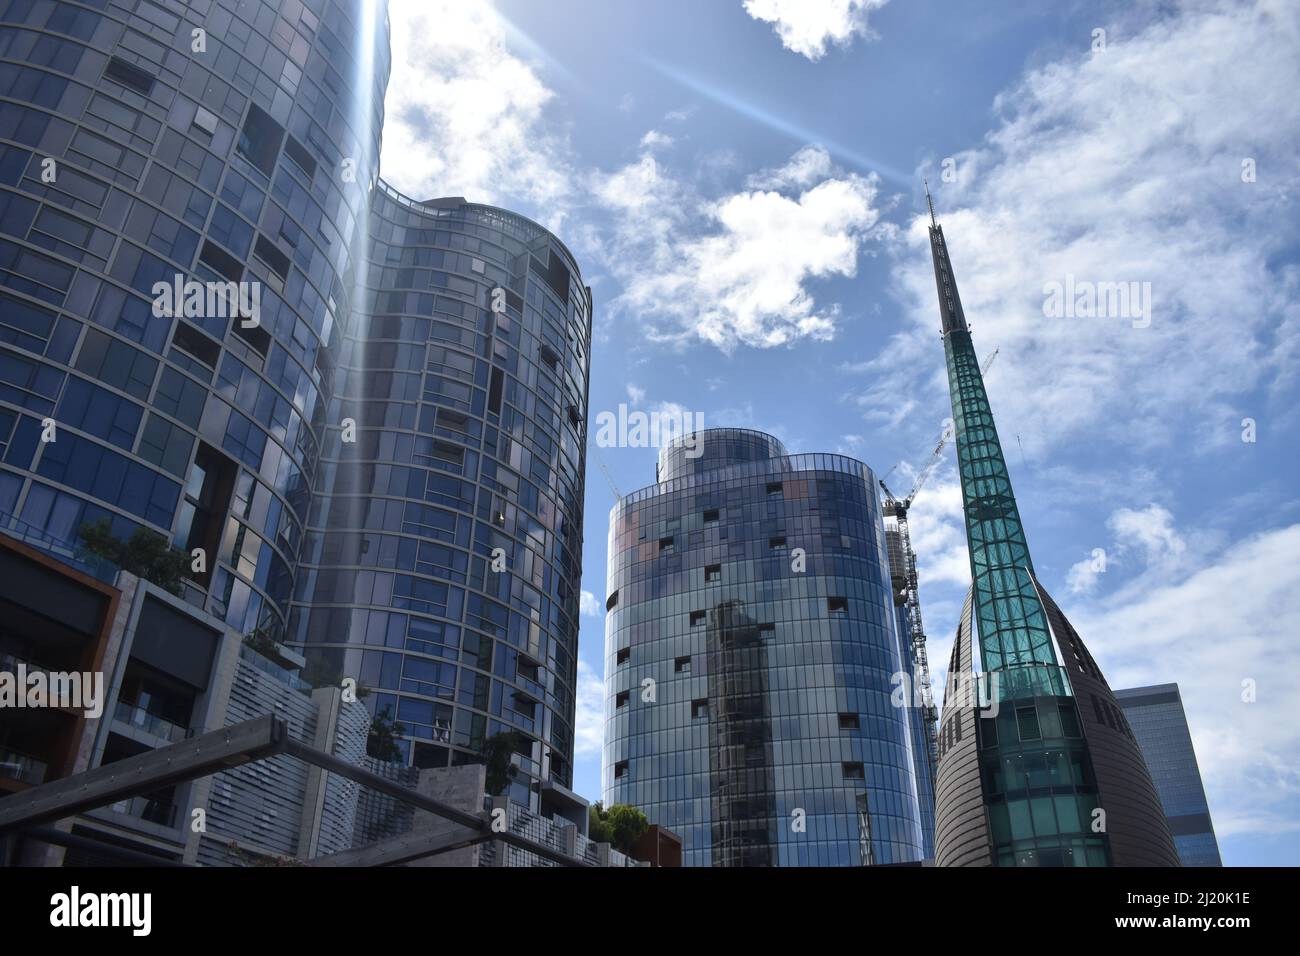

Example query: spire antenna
[923,178,937,228]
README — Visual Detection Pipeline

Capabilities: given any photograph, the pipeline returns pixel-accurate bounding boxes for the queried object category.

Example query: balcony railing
[113,702,192,743]
[0,511,120,584]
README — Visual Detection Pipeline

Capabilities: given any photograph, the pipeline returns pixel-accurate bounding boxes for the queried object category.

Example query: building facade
[1115,683,1222,866]
[0,0,590,836]
[924,190,1178,867]
[602,428,929,867]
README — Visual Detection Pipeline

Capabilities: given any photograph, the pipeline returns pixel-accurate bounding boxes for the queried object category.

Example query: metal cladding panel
[1031,576,1181,867]
[933,588,992,867]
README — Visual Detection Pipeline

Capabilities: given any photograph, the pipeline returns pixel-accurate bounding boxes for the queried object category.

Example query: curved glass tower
[602,428,928,866]
[0,0,591,806]
[925,190,1179,867]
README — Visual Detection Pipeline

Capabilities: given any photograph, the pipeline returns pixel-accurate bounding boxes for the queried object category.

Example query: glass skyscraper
[1115,684,1222,866]
[601,428,928,866]
[0,0,589,809]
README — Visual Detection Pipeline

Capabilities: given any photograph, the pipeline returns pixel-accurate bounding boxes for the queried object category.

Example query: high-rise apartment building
[1115,683,1222,866]
[602,428,929,866]
[0,0,590,838]
[924,189,1179,866]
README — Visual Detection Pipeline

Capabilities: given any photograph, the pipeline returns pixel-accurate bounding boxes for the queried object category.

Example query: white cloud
[596,145,885,350]
[743,0,889,61]
[1110,504,1185,564]
[573,658,605,757]
[1069,523,1300,841]
[625,383,646,404]
[382,0,574,225]
[580,589,600,617]
[639,129,674,151]
[1066,554,1104,595]
[863,0,1300,458]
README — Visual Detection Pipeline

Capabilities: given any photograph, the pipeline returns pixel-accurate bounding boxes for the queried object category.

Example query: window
[658,535,674,553]
[843,762,865,781]
[1016,706,1041,741]
[137,413,193,478]
[703,508,719,523]
[765,482,783,496]
[615,690,630,709]
[689,610,706,626]
[614,760,628,779]
[768,535,786,549]
[616,647,630,666]
[539,344,560,369]
[171,322,220,369]
[231,317,271,358]
[674,656,691,673]
[253,234,290,280]
[516,656,540,683]
[691,699,708,719]
[104,57,154,95]
[198,240,243,283]
[192,107,218,137]
[237,103,285,177]
[283,134,317,179]
[838,713,860,730]
[487,366,504,415]
[827,597,847,614]
[1059,704,1081,738]
[605,590,618,611]
[704,563,721,582]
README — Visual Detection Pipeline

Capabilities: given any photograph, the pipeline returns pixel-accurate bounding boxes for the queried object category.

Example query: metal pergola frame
[0,714,593,868]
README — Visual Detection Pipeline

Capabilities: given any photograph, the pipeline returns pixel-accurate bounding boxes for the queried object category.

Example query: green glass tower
[926,188,1179,867]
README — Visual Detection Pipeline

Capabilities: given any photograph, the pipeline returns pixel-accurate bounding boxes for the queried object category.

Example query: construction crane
[588,441,622,500]
[878,347,997,774]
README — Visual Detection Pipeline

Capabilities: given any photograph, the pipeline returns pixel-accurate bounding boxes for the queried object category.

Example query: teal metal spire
[925,188,1066,698]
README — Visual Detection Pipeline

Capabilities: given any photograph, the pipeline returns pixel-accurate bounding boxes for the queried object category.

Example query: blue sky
[381,0,1300,866]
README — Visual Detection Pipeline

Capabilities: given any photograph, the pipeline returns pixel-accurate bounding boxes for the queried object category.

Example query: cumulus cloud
[381,0,574,225]
[596,145,885,350]
[742,0,890,60]
[573,659,605,757]
[858,0,1300,457]
[580,589,600,617]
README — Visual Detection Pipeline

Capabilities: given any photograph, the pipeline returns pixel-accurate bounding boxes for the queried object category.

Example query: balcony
[113,702,192,744]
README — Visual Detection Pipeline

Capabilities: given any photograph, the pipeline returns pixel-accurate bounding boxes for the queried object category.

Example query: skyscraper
[1115,683,1222,866]
[0,0,590,825]
[925,189,1179,866]
[602,428,929,866]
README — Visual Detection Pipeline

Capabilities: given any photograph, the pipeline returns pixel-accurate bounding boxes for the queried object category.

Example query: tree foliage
[77,518,188,595]
[480,730,526,796]
[366,706,406,761]
[589,801,649,853]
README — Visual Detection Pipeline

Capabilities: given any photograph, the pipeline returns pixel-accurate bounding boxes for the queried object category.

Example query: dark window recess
[704,563,721,582]
[842,762,865,781]
[766,482,783,496]
[231,318,270,358]
[615,690,630,709]
[237,103,285,177]
[1060,704,1081,737]
[283,134,317,178]
[658,535,674,553]
[758,622,776,635]
[674,656,691,673]
[567,404,582,428]
[768,535,786,549]
[516,657,540,683]
[487,366,504,415]
[605,590,618,611]
[253,234,290,280]
[827,597,848,614]
[616,647,630,666]
[175,442,236,587]
[171,322,220,368]
[703,508,719,523]
[198,240,243,283]
[1016,706,1041,741]
[980,714,998,749]
[838,713,860,730]
[691,699,708,719]
[539,344,560,368]
[614,761,628,779]
[104,56,154,95]
[689,610,706,626]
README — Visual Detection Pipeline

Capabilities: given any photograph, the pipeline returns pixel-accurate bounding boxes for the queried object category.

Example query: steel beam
[0,714,288,832]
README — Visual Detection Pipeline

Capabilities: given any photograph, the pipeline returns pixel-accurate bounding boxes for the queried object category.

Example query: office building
[1115,683,1222,866]
[0,0,591,855]
[602,428,929,866]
